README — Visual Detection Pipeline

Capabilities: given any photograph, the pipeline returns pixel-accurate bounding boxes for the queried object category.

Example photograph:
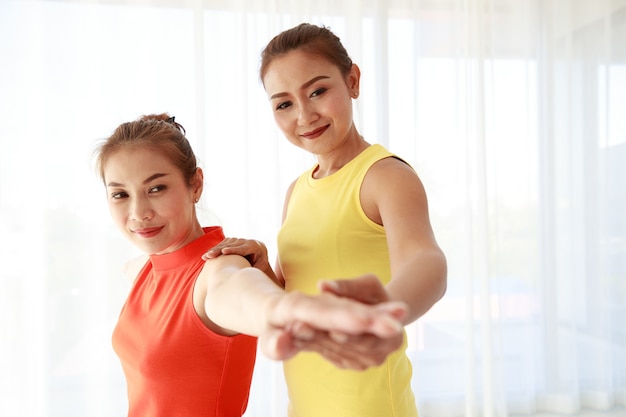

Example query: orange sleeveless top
[112,226,258,417]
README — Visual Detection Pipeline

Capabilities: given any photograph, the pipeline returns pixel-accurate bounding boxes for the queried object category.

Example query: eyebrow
[269,75,330,100]
[106,173,169,188]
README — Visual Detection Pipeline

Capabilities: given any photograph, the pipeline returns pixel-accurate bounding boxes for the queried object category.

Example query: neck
[313,134,369,179]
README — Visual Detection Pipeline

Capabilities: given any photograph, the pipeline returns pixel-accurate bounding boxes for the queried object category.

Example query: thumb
[375,301,409,322]
[259,329,298,361]
[201,248,222,260]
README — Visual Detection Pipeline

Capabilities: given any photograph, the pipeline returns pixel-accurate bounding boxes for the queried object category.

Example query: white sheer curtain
[1,1,624,416]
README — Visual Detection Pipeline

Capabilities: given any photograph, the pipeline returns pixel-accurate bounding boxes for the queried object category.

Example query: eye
[149,184,166,193]
[110,191,128,199]
[310,87,327,98]
[276,100,292,111]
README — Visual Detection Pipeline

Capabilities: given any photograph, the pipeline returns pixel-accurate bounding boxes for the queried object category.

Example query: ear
[192,167,204,202]
[347,63,361,99]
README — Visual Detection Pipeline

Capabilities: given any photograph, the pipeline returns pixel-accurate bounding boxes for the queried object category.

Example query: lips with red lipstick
[301,125,329,139]
[132,226,163,238]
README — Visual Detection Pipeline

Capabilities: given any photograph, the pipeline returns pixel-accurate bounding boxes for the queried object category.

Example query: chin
[132,239,163,255]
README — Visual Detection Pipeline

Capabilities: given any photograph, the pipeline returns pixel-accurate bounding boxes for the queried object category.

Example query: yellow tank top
[277,144,418,417]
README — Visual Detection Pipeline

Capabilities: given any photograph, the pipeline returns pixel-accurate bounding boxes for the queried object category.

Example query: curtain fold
[0,1,624,416]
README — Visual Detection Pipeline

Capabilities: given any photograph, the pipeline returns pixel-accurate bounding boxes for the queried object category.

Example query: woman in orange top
[94,113,408,416]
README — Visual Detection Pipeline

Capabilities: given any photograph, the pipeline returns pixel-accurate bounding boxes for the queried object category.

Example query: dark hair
[259,23,353,84]
[94,113,198,187]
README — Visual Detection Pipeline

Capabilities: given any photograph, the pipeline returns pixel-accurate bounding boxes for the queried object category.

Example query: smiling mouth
[132,227,163,238]
[301,125,329,139]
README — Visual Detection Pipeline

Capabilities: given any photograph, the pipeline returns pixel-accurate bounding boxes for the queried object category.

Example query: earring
[194,198,199,203]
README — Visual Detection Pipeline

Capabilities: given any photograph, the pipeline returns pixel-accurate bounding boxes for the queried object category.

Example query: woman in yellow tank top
[206,23,448,417]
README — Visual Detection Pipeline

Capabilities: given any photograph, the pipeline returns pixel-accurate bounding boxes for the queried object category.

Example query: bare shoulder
[370,155,419,180]
[197,254,251,293]
[201,253,251,276]
[361,156,428,224]
[366,156,427,198]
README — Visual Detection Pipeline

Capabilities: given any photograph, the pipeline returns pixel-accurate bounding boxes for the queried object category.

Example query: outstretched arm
[201,243,412,368]
[195,254,407,361]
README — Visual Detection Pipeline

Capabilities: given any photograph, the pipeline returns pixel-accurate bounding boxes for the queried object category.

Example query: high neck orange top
[112,226,258,417]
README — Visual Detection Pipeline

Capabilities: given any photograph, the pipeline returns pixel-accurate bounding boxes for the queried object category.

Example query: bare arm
[361,157,447,324]
[307,158,447,364]
[194,254,406,360]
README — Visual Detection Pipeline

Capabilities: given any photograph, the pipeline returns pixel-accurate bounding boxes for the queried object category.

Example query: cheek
[327,95,352,120]
[160,198,192,220]
[108,203,127,228]
[274,113,293,134]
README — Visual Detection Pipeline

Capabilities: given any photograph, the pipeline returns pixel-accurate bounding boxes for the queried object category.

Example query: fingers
[318,274,388,304]
[202,238,267,262]
[258,328,299,361]
[271,292,404,338]
[318,276,409,326]
[366,307,408,337]
[259,326,400,369]
[202,248,222,260]
[202,237,239,260]
[292,330,404,369]
[375,301,409,321]
[287,321,316,341]
[259,314,405,369]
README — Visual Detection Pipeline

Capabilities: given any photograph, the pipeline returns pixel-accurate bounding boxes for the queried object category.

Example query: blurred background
[0,0,624,416]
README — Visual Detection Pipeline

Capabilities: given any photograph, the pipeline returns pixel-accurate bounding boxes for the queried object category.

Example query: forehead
[104,146,178,182]
[263,50,342,89]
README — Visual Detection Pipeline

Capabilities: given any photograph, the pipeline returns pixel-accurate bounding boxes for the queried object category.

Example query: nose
[296,101,318,126]
[130,197,154,221]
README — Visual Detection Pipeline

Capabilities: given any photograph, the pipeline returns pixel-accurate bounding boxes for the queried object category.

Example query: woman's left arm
[361,157,448,324]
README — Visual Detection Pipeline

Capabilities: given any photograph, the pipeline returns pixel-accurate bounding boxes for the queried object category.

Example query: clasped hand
[203,238,407,370]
